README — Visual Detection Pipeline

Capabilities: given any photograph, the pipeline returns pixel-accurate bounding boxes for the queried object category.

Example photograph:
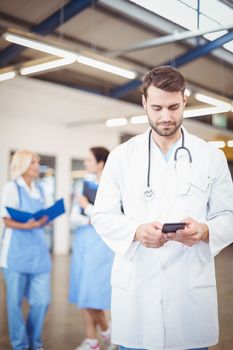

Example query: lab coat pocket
[188,174,212,215]
[188,249,216,288]
[111,255,135,291]
[190,174,211,196]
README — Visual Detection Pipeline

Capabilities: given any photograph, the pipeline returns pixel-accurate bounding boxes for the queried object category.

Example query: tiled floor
[0,245,233,350]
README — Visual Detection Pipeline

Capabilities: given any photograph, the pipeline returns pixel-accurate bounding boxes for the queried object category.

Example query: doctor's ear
[183,95,188,107]
[142,95,147,109]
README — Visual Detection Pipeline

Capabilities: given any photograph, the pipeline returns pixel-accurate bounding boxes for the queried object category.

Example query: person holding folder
[0,150,51,350]
[69,147,115,350]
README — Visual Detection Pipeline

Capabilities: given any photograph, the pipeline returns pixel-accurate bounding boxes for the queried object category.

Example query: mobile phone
[162,222,186,233]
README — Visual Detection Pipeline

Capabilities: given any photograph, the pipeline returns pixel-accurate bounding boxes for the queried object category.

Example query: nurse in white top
[92,66,233,350]
[1,150,51,350]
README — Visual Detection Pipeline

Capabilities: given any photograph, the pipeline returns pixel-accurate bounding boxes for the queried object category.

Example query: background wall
[1,77,232,255]
[0,77,146,254]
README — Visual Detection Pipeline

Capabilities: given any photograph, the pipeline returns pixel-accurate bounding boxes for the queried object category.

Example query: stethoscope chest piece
[144,128,192,201]
[144,187,155,201]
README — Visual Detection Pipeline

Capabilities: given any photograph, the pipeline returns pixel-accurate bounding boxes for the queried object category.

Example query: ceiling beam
[110,79,142,98]
[0,0,95,67]
[110,30,233,98]
[167,30,233,67]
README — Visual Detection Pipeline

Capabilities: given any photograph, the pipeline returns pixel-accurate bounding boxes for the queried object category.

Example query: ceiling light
[3,31,137,80]
[223,40,233,53]
[3,32,77,59]
[194,93,231,107]
[130,115,148,124]
[184,105,231,118]
[77,55,137,79]
[129,105,231,124]
[106,118,128,127]
[208,141,226,148]
[204,30,228,41]
[20,57,75,75]
[0,71,16,81]
[227,140,233,147]
[185,88,191,97]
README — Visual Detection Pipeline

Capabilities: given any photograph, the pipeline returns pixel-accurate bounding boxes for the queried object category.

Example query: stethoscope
[144,128,192,201]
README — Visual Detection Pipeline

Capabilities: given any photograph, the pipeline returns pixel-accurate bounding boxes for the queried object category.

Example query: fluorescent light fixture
[129,105,231,123]
[77,55,137,79]
[194,93,231,107]
[3,32,76,59]
[208,141,225,148]
[203,30,228,41]
[185,88,191,97]
[223,40,233,53]
[184,105,231,118]
[0,71,16,81]
[3,32,137,79]
[130,115,147,124]
[20,57,75,75]
[227,140,233,147]
[106,118,128,127]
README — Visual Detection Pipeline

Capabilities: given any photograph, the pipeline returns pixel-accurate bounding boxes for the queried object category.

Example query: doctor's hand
[77,194,89,209]
[134,222,167,248]
[166,217,209,246]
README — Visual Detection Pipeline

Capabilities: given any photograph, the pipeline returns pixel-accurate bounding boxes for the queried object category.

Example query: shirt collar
[16,176,37,193]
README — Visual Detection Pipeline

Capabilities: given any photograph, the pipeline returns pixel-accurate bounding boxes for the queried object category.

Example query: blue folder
[81,181,98,215]
[83,181,98,205]
[6,198,65,223]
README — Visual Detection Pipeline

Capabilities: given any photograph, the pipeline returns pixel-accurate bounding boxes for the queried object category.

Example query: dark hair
[142,65,186,99]
[90,147,110,165]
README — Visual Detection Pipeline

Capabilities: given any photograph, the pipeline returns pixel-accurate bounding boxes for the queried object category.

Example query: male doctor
[92,66,233,350]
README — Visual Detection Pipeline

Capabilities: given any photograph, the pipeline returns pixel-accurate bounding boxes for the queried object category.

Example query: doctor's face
[142,85,187,137]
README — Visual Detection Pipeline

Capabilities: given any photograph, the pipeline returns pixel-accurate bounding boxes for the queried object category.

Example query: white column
[53,153,71,255]
[0,148,9,240]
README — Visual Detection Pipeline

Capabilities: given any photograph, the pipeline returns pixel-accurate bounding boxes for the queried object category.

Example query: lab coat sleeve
[198,150,233,262]
[92,150,140,259]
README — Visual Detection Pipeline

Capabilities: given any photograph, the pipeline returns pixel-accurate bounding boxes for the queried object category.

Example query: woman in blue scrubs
[69,147,114,350]
[0,150,51,350]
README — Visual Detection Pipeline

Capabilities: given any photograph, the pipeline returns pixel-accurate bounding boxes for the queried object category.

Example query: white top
[0,177,41,268]
[70,177,96,228]
[92,128,233,349]
[70,203,93,228]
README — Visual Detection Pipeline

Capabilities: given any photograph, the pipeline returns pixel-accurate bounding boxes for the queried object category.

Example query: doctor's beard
[148,115,183,137]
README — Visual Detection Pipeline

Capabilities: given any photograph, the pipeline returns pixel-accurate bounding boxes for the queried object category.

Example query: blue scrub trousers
[119,346,208,350]
[3,268,51,350]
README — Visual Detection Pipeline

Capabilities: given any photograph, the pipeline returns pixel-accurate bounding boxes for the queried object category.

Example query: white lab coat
[92,128,233,350]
